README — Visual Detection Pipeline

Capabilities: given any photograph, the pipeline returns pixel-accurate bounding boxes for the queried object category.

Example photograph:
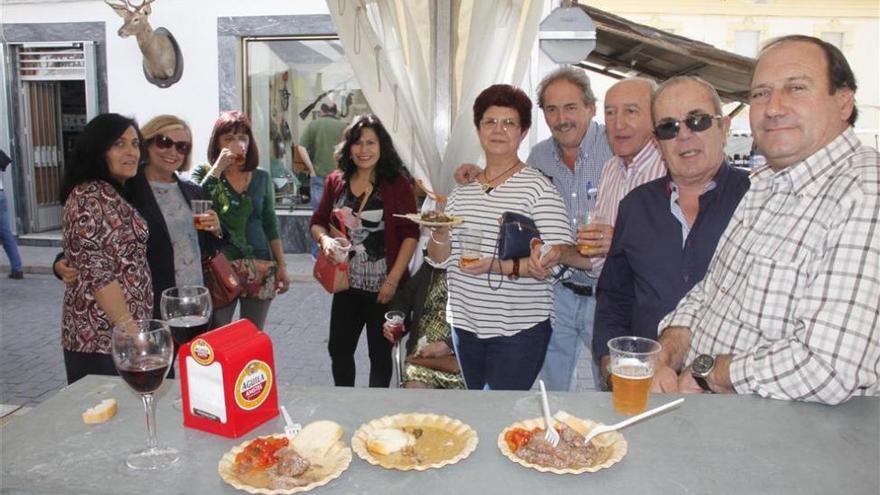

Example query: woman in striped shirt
[426,84,574,390]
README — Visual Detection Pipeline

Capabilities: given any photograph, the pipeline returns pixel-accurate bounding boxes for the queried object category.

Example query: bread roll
[365,428,415,456]
[294,420,344,458]
[82,398,117,424]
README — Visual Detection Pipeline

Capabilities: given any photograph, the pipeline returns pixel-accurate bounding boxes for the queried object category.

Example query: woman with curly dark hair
[310,114,419,387]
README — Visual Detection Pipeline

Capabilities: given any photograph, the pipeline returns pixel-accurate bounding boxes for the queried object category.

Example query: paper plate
[393,213,464,228]
[218,433,352,494]
[351,413,478,471]
[497,410,627,474]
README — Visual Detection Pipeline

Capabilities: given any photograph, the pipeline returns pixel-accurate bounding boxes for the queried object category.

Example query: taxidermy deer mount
[105,0,184,88]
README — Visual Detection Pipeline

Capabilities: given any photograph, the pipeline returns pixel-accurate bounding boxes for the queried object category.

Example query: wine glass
[111,319,179,470]
[160,286,212,409]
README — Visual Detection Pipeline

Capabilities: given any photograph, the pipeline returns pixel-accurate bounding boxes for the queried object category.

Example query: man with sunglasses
[589,76,750,390]
[652,35,880,404]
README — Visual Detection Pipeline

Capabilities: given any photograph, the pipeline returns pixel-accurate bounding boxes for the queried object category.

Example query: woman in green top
[194,111,290,330]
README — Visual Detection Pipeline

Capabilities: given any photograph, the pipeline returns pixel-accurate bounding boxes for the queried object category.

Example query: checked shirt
[659,129,880,404]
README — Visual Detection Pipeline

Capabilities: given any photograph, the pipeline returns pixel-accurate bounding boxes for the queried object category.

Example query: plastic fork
[280,405,301,436]
[416,179,447,205]
[583,398,685,446]
[538,380,560,447]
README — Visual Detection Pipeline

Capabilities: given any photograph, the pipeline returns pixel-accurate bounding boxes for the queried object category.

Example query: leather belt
[562,281,593,297]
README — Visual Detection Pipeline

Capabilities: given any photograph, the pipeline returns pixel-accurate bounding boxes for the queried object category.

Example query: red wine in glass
[117,355,171,394]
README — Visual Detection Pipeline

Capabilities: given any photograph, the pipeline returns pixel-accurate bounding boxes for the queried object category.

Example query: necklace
[480,161,522,192]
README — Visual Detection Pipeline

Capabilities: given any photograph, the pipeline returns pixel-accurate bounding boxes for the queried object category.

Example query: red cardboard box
[179,319,278,438]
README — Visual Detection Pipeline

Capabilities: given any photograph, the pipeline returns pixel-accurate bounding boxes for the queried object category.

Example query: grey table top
[2,375,878,495]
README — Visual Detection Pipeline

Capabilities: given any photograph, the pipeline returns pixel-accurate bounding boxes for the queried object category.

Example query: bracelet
[384,279,398,288]
[429,231,449,245]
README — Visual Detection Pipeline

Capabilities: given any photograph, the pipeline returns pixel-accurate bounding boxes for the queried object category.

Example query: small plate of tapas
[497,410,627,474]
[218,420,351,494]
[351,413,478,471]
[394,212,464,228]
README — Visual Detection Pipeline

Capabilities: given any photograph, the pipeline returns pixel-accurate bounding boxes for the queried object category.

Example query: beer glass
[459,229,483,268]
[608,336,661,415]
[577,208,608,256]
[191,200,212,230]
[332,237,352,263]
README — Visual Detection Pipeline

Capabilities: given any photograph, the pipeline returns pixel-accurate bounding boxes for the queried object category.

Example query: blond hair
[141,114,193,171]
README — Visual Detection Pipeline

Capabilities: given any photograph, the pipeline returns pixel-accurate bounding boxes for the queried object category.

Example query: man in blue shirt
[592,76,750,389]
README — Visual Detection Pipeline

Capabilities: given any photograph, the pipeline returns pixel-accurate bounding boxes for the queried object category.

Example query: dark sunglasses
[653,113,722,141]
[152,134,191,154]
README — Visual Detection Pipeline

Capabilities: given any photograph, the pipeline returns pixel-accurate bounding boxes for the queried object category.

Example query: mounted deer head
[105,0,183,88]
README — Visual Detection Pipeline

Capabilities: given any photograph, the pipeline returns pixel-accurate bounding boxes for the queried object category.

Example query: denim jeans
[539,283,601,391]
[452,319,551,391]
[309,175,325,257]
[0,190,22,272]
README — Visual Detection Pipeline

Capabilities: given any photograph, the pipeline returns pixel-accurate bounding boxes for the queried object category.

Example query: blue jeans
[539,283,601,391]
[452,319,552,391]
[0,190,22,272]
[310,175,325,257]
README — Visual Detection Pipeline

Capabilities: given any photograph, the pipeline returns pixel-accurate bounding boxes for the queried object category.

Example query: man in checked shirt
[652,35,880,404]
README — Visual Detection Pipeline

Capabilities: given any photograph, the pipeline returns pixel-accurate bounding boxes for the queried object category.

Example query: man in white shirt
[652,35,879,404]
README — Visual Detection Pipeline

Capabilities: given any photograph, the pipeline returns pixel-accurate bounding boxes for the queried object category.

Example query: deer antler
[127,0,156,10]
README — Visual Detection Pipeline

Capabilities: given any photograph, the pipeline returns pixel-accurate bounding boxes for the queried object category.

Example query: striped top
[443,167,574,338]
[660,129,880,404]
[589,141,667,277]
[526,120,613,285]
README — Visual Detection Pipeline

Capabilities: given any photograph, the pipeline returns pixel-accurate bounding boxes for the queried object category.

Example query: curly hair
[334,114,405,184]
[206,111,259,171]
[61,113,141,203]
[472,84,533,131]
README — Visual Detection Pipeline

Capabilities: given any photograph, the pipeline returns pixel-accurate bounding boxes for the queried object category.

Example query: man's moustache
[553,122,575,132]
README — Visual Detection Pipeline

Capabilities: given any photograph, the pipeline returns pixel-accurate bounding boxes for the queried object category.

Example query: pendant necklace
[480,161,521,193]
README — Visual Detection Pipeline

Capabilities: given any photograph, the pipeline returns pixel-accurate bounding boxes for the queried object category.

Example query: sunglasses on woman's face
[653,113,722,141]
[153,134,191,154]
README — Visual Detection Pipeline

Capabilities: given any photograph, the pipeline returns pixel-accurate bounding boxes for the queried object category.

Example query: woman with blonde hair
[56,114,222,341]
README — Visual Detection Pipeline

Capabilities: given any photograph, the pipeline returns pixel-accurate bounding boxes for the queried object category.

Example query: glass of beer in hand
[191,200,212,230]
[608,336,661,415]
[577,209,608,256]
[460,229,483,268]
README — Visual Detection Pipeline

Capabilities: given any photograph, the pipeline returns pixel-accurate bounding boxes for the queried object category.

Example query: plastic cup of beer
[384,310,406,342]
[332,237,351,263]
[608,336,661,415]
[577,209,608,256]
[191,200,212,230]
[459,229,483,268]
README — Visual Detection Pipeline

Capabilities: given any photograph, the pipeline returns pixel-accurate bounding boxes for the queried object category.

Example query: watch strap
[694,375,713,393]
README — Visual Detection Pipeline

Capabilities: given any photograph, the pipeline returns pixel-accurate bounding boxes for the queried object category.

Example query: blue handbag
[497,212,540,260]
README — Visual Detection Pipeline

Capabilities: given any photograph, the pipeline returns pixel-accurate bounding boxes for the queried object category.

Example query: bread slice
[293,420,344,459]
[82,398,117,424]
[365,427,415,456]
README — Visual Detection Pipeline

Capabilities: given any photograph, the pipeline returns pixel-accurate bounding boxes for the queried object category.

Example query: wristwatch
[691,354,715,393]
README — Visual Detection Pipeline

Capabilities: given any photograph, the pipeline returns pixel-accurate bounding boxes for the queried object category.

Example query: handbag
[232,258,277,300]
[202,251,243,308]
[405,354,461,374]
[313,187,371,294]
[488,212,541,290]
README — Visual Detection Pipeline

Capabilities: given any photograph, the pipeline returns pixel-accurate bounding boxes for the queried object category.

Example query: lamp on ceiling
[538,0,596,64]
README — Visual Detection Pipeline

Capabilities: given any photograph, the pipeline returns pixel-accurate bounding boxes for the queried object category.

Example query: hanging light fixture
[538,0,596,64]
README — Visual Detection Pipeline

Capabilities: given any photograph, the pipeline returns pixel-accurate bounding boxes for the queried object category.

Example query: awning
[575,4,756,106]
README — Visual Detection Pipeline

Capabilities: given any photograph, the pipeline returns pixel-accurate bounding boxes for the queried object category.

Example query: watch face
[692,354,714,375]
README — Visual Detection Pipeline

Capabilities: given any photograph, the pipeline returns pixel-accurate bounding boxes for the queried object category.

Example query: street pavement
[0,246,595,413]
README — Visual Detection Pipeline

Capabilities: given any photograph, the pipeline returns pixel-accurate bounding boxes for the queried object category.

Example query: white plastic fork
[583,398,685,446]
[538,380,560,447]
[280,405,301,437]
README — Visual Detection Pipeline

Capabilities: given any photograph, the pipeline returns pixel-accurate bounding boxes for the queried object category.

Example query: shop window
[242,36,371,209]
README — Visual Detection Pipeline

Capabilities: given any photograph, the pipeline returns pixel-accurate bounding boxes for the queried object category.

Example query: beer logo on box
[190,338,214,366]
[235,360,273,410]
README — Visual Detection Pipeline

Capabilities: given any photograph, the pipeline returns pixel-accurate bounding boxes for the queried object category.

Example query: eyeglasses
[152,134,191,154]
[653,113,722,141]
[480,117,520,131]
